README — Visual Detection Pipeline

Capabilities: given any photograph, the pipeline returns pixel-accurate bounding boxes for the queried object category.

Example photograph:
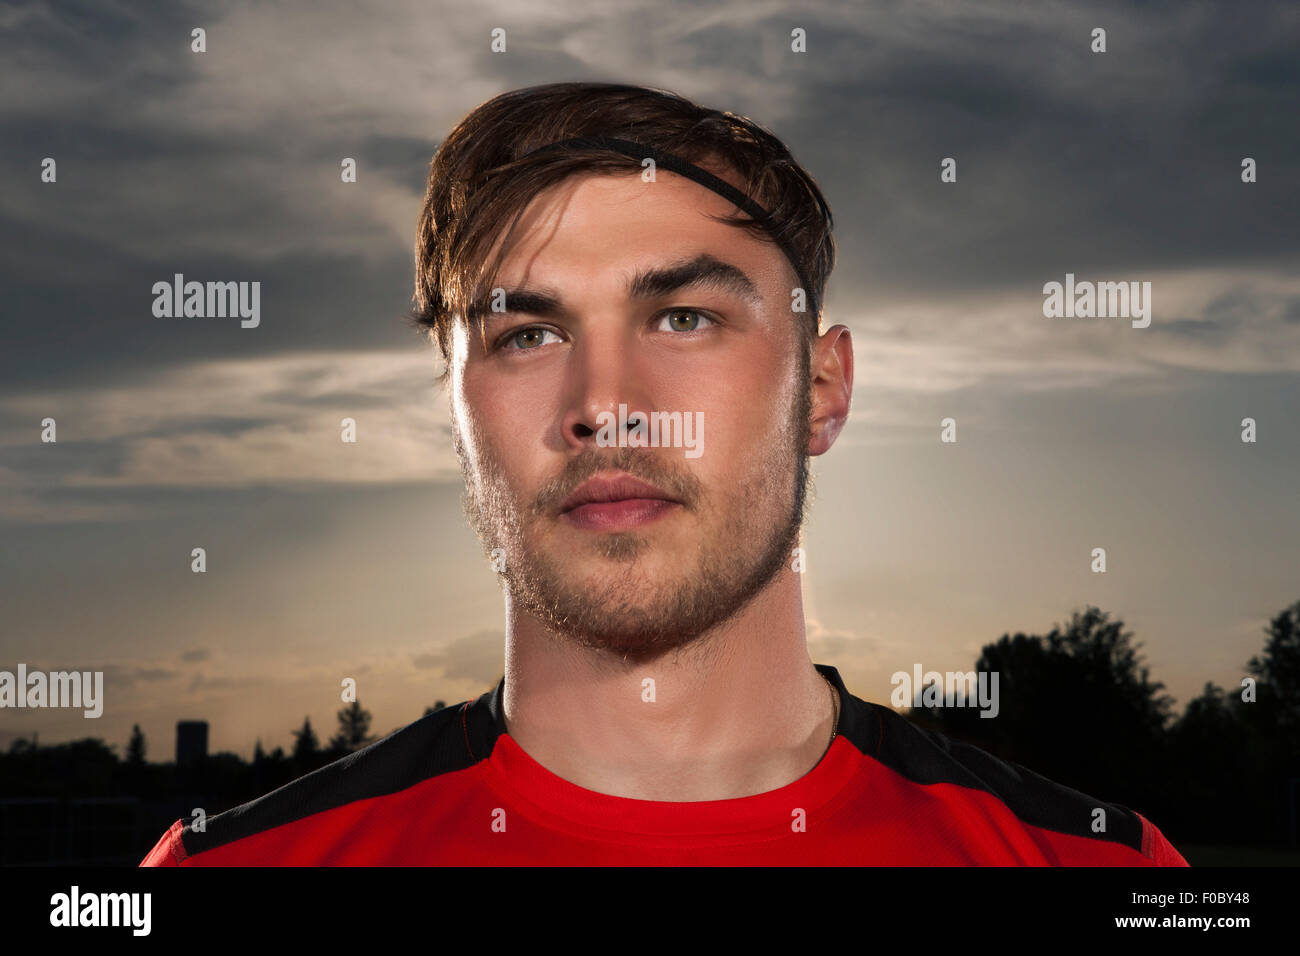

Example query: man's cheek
[704,410,755,458]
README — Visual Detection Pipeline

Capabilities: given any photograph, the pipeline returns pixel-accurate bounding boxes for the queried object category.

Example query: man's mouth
[557,472,683,531]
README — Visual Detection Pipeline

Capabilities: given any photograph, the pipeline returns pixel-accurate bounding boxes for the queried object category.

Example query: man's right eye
[500,326,561,351]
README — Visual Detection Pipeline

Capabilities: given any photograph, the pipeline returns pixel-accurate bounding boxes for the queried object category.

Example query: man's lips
[558,473,678,512]
[557,473,683,531]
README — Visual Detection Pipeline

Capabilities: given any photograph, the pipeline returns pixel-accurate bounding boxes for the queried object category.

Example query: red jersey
[141,665,1187,865]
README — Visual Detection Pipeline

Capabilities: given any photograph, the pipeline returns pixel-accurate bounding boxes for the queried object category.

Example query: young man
[142,82,1186,865]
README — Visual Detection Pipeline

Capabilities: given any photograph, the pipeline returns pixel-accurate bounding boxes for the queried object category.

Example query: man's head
[412,82,848,664]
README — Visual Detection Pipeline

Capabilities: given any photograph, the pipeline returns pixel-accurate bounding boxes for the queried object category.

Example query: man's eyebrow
[626,253,762,306]
[467,253,762,323]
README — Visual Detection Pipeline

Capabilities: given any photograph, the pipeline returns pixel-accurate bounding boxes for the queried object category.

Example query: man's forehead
[503,168,741,245]
[487,168,783,290]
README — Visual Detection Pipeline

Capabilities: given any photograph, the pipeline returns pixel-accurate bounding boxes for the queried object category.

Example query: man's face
[448,167,812,664]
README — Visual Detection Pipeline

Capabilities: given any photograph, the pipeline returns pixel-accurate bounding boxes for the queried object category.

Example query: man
[142,81,1186,865]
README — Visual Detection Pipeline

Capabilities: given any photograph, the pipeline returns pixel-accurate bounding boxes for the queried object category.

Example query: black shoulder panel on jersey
[817,663,1145,854]
[181,676,508,858]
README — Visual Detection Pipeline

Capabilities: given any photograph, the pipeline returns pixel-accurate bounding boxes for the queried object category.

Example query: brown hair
[409,81,835,370]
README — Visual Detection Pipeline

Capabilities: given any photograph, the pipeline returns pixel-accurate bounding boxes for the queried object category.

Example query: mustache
[529,446,701,518]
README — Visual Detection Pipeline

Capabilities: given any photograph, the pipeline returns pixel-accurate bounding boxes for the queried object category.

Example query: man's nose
[559,331,655,451]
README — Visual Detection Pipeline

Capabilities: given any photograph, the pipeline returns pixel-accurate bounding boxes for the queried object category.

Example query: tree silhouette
[1235,598,1300,841]
[1166,681,1257,841]
[1247,598,1300,745]
[423,700,449,717]
[328,700,375,754]
[126,724,146,765]
[291,716,319,763]
[922,606,1174,811]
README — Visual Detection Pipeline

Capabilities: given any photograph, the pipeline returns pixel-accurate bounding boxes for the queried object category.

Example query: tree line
[908,600,1300,849]
[3,600,1297,849]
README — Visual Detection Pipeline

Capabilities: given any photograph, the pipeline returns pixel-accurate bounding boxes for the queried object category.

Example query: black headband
[518,135,819,319]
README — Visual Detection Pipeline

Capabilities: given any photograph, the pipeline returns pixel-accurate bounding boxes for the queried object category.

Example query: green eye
[503,327,560,350]
[658,309,714,332]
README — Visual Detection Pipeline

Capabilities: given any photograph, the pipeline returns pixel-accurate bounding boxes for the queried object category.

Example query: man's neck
[500,573,835,801]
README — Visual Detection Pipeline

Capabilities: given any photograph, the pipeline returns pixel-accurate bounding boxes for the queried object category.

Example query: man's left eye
[502,327,561,350]
[657,309,714,332]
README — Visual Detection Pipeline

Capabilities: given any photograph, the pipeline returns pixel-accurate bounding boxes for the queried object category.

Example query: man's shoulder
[141,691,503,866]
[833,680,1186,865]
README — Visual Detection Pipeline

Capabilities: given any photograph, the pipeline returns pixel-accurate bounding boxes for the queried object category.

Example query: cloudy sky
[2,0,1297,760]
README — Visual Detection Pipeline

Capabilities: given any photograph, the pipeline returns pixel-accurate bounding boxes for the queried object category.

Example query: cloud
[188,672,270,694]
[4,0,1295,285]
[2,661,184,692]
[413,630,505,686]
[0,350,459,520]
[838,265,1300,437]
[805,616,897,665]
[134,668,177,682]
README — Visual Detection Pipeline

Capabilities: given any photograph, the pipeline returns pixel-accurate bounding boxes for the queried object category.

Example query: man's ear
[807,325,853,456]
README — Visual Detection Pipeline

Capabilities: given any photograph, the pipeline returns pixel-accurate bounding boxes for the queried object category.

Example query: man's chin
[528,549,688,595]
[542,519,689,566]
[504,550,717,654]
[531,603,715,663]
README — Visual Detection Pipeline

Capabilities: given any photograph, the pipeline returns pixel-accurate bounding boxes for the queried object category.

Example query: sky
[1,0,1297,761]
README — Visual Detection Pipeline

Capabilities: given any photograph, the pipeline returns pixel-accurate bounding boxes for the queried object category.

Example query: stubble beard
[454,355,813,666]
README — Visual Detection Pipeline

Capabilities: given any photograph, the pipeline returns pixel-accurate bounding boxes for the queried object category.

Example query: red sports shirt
[141,664,1187,865]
